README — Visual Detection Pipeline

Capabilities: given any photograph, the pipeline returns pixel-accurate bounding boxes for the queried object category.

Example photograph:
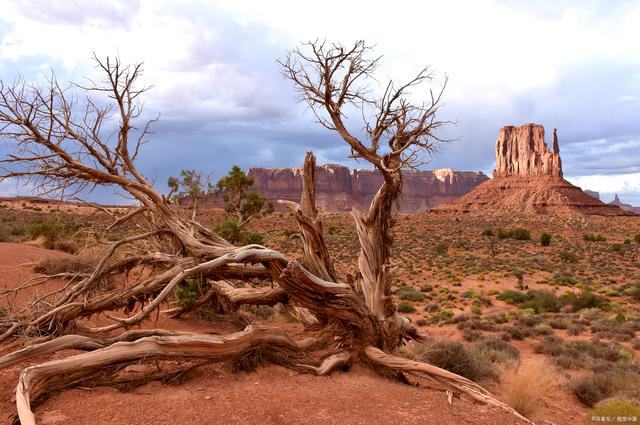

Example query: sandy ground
[0,243,529,425]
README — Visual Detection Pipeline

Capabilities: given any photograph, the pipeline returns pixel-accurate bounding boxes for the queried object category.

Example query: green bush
[553,271,579,286]
[437,309,455,322]
[540,232,551,246]
[175,278,199,309]
[559,251,579,263]
[584,234,606,242]
[496,228,530,240]
[497,290,528,305]
[396,301,416,313]
[246,231,264,245]
[28,217,78,249]
[215,218,265,245]
[396,286,426,302]
[612,243,622,252]
[511,228,531,240]
[215,218,243,243]
[481,229,494,237]
[635,233,640,244]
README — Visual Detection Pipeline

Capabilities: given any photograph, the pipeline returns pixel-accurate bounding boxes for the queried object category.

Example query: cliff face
[436,124,633,216]
[494,124,562,178]
[206,165,488,212]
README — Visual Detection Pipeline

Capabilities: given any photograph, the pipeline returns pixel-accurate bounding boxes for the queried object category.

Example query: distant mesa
[609,194,640,214]
[202,165,489,213]
[434,123,634,216]
[584,190,600,200]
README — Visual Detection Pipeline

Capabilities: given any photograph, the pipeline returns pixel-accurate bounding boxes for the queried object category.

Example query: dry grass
[505,361,556,418]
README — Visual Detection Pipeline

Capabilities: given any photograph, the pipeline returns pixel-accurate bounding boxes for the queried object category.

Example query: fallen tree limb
[363,346,533,424]
[15,325,317,425]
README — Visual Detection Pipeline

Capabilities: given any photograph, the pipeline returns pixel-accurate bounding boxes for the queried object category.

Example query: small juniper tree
[215,165,273,243]
[167,169,214,219]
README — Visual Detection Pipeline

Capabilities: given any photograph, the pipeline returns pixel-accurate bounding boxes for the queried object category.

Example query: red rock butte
[435,123,634,216]
[202,165,489,212]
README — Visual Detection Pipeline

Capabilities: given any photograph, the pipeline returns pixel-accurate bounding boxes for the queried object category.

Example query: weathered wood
[16,326,316,425]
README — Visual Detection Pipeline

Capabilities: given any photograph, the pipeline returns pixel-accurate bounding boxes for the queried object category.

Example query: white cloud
[567,172,640,203]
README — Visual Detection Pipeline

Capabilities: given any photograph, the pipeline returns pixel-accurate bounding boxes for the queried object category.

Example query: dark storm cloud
[11,0,141,28]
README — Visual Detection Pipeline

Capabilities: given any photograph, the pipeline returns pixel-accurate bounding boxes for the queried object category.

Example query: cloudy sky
[1,0,639,204]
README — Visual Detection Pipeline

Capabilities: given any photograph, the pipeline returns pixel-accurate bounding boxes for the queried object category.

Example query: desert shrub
[481,229,494,237]
[404,339,497,382]
[624,238,631,245]
[497,290,528,305]
[506,363,555,418]
[396,301,416,313]
[0,223,11,242]
[433,241,448,255]
[424,302,439,312]
[570,375,612,407]
[623,285,640,301]
[635,233,640,244]
[175,278,199,309]
[570,291,607,311]
[215,218,265,245]
[28,217,78,249]
[506,325,532,340]
[559,251,579,263]
[520,290,560,314]
[536,336,629,369]
[462,328,482,342]
[33,256,96,275]
[612,243,622,252]
[510,228,530,240]
[584,234,606,242]
[587,399,640,423]
[396,286,426,302]
[245,231,264,245]
[474,336,519,362]
[553,271,578,286]
[471,305,482,315]
[540,232,551,246]
[437,309,454,322]
[215,218,243,243]
[495,228,530,240]
[53,239,79,254]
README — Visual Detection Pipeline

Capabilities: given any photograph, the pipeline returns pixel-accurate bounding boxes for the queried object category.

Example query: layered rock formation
[494,125,562,178]
[202,165,488,212]
[584,190,600,200]
[435,124,633,216]
[609,194,640,214]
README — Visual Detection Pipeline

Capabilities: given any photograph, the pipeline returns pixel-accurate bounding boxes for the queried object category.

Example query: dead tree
[0,47,530,424]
